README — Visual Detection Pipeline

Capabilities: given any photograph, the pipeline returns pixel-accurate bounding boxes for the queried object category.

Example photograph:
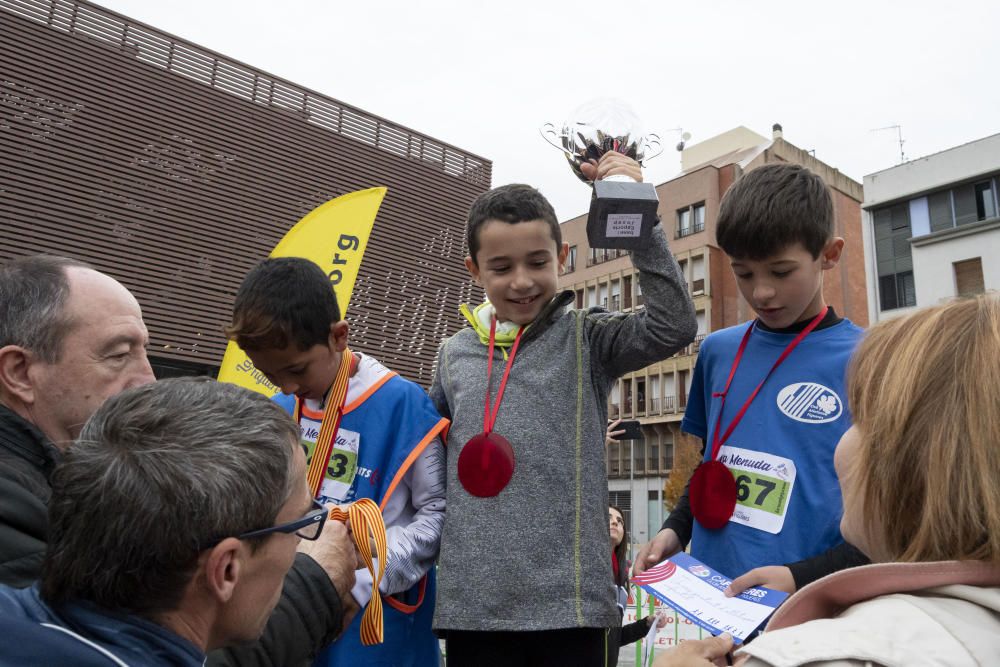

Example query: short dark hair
[41,378,298,617]
[0,255,91,362]
[716,163,834,260]
[466,184,560,265]
[226,257,341,351]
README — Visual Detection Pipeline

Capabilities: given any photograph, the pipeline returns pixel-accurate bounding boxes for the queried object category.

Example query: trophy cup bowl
[540,98,664,249]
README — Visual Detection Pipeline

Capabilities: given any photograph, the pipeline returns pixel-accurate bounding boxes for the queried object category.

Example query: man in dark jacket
[0,378,344,666]
[0,255,356,666]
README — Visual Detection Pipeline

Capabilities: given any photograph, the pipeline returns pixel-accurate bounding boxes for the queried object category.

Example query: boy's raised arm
[587,224,697,378]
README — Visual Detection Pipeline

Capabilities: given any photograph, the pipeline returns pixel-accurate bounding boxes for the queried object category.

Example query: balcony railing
[649,397,660,414]
[664,395,676,413]
[676,221,706,239]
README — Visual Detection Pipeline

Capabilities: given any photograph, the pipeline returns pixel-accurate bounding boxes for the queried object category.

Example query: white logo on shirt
[776,382,843,423]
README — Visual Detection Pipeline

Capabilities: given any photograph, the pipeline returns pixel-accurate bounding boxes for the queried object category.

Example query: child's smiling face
[465,218,568,326]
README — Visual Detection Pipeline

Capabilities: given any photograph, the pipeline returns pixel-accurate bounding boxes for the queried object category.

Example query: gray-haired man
[0,378,341,665]
[0,256,356,666]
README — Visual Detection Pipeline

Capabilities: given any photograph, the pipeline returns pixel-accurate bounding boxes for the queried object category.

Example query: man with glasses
[0,377,352,666]
[0,256,357,665]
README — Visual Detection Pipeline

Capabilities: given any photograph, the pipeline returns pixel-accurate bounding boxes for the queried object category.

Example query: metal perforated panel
[0,0,489,386]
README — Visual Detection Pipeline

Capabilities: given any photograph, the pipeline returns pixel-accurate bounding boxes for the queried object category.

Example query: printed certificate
[631,553,788,643]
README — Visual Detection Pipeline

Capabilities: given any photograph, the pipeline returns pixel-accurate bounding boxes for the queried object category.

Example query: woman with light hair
[655,294,1000,666]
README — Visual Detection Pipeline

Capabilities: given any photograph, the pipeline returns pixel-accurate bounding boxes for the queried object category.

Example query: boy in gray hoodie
[430,153,697,665]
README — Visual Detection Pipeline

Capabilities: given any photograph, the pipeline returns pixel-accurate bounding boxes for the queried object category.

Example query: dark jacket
[0,404,55,588]
[0,403,344,667]
[0,583,204,666]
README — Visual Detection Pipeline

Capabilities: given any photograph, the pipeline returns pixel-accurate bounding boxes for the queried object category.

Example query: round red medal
[689,460,737,530]
[458,432,515,497]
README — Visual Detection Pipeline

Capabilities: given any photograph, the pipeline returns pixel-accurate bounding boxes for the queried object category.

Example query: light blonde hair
[846,293,1000,564]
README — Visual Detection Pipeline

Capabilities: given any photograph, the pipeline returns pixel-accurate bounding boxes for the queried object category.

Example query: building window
[649,375,660,414]
[954,258,985,297]
[676,203,706,238]
[575,288,584,309]
[649,443,659,473]
[566,245,577,273]
[608,442,621,476]
[873,202,916,310]
[924,177,999,234]
[975,181,997,221]
[623,275,633,309]
[691,255,705,294]
[634,440,646,473]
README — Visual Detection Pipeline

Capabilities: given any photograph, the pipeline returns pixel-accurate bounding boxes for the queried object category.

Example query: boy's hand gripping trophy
[540,98,664,249]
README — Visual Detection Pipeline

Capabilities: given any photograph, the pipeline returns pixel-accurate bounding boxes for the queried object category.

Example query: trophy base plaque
[586,180,660,249]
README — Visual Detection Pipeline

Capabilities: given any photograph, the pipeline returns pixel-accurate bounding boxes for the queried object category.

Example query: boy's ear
[557,242,570,274]
[329,320,350,352]
[464,256,482,285]
[820,237,845,270]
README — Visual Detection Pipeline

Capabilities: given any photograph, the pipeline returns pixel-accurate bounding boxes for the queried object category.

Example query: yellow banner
[217,187,386,396]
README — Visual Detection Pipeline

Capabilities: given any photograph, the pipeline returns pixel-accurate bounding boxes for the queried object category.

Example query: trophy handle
[539,122,574,157]
[641,133,664,163]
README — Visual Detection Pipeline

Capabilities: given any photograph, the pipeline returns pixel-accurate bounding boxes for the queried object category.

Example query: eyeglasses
[201,498,329,549]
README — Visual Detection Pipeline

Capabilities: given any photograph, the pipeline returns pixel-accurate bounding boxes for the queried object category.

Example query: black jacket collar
[0,403,61,479]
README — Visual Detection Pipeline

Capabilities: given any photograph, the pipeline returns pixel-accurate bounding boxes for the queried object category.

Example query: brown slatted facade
[0,0,489,386]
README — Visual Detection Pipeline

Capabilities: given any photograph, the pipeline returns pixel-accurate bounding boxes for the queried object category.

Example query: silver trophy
[541,98,664,249]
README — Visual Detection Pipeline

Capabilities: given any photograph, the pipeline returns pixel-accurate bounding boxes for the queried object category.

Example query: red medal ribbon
[458,318,524,497]
[690,307,829,529]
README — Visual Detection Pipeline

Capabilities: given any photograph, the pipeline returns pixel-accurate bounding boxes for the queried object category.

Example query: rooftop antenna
[871,124,906,163]
[665,127,692,152]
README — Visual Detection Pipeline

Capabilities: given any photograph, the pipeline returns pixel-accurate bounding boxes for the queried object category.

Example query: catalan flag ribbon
[298,348,355,499]
[329,498,388,645]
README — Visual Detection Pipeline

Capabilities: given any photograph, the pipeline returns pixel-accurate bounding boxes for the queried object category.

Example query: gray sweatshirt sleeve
[429,341,452,420]
[586,225,697,378]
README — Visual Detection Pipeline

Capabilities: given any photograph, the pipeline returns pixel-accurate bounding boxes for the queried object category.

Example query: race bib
[716,446,796,534]
[300,423,360,504]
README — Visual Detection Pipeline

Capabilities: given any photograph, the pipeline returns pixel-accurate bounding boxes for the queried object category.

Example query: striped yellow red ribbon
[329,498,387,645]
[298,348,354,499]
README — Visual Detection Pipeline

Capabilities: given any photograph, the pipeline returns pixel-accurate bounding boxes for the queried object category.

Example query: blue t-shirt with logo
[681,319,863,578]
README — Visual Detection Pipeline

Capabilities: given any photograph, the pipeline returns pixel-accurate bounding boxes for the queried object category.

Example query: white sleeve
[375,437,446,597]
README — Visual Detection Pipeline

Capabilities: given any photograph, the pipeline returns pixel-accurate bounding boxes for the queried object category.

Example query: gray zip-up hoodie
[430,226,697,632]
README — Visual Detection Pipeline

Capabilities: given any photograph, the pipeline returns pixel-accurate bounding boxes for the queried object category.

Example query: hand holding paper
[632,553,788,644]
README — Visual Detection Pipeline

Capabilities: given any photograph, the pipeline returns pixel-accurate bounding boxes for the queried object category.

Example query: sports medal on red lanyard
[457,318,524,498]
[689,307,828,529]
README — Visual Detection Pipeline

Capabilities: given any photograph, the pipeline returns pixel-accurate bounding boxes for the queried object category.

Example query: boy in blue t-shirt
[227,258,448,667]
[634,163,868,595]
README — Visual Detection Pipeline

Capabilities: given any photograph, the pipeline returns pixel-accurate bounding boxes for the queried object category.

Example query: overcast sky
[93,0,1000,222]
